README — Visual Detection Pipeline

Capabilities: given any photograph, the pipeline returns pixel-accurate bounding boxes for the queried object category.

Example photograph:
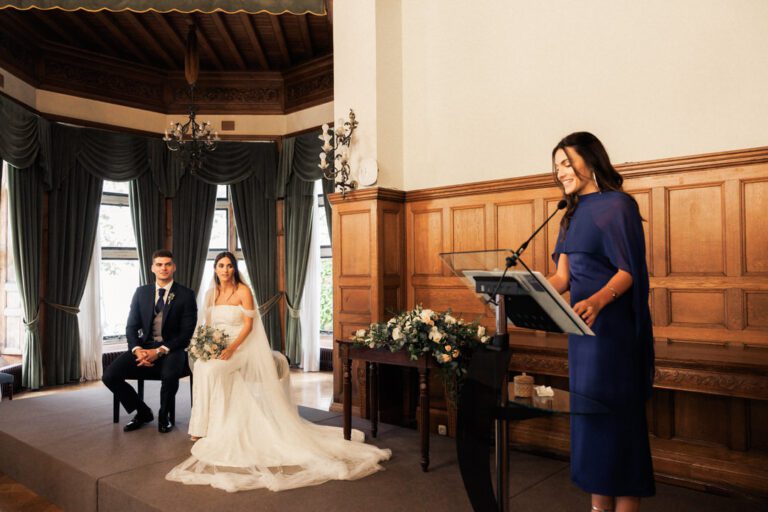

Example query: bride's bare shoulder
[236,283,255,308]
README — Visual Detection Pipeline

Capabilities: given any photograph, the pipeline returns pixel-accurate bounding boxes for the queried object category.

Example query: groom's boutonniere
[167,292,176,304]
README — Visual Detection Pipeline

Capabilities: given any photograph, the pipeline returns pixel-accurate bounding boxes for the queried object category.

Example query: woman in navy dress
[548,132,655,512]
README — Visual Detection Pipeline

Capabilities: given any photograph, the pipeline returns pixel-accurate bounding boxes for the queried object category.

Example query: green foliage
[350,304,491,399]
[319,258,333,332]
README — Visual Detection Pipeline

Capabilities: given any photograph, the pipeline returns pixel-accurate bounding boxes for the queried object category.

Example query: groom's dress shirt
[131,281,173,355]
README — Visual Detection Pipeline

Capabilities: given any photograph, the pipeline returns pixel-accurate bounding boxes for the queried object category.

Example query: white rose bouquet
[187,324,230,362]
[351,304,491,398]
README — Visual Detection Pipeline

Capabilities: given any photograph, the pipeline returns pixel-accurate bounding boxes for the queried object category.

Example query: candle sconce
[319,109,358,197]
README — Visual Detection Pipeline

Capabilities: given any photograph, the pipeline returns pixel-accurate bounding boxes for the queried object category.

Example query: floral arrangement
[187,324,230,362]
[351,305,491,398]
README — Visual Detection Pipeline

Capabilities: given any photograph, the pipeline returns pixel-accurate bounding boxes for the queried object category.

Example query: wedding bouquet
[350,304,491,397]
[187,324,229,361]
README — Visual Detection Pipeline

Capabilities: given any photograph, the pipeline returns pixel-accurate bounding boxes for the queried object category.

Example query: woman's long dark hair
[552,131,636,235]
[213,251,242,288]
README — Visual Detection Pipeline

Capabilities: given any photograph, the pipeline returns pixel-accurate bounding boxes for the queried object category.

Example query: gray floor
[0,383,765,512]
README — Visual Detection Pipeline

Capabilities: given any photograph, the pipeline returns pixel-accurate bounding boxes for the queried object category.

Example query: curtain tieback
[23,312,40,333]
[44,300,80,315]
[285,297,301,318]
[257,292,284,316]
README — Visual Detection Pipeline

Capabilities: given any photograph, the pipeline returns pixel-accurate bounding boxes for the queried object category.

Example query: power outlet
[437,424,447,436]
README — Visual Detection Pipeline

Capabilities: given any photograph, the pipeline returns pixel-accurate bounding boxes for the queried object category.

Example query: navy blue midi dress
[553,191,655,497]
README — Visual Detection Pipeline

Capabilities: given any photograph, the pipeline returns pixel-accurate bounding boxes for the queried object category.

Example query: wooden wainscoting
[329,146,768,496]
[328,189,406,419]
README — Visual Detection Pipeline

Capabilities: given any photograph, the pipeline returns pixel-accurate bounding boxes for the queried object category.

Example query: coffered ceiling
[0,6,334,115]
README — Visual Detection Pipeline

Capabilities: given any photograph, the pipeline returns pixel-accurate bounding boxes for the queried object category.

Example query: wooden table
[337,340,437,472]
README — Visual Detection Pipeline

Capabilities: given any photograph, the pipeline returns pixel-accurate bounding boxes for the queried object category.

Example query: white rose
[428,326,443,342]
[440,353,451,363]
[387,317,396,325]
[213,331,222,342]
[392,326,403,341]
[369,342,376,349]
[420,309,435,325]
[477,325,486,338]
[444,314,457,325]
[481,335,490,344]
[356,329,367,338]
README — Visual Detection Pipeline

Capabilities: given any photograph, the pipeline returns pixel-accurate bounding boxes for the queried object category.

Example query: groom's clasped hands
[134,348,160,367]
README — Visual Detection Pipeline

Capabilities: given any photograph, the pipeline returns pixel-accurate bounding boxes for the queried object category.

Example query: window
[99,181,139,340]
[1,162,24,356]
[200,185,250,291]
[317,183,333,344]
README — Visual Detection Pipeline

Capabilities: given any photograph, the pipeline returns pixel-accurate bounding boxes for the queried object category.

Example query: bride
[166,251,391,492]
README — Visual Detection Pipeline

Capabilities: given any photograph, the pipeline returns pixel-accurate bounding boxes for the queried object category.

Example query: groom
[103,249,197,433]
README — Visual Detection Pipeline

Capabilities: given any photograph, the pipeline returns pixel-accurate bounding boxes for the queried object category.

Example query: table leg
[418,367,430,472]
[343,355,352,440]
[369,362,379,438]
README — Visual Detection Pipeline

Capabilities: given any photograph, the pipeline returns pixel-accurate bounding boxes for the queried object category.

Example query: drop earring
[593,173,601,192]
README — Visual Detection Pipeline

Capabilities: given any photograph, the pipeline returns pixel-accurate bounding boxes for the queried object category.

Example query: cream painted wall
[0,65,36,108]
[397,0,768,190]
[1,67,332,136]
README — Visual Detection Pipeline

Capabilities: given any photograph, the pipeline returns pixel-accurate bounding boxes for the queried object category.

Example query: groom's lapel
[161,282,178,329]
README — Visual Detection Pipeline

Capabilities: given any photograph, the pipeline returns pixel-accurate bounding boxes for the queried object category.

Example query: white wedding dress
[165,304,391,492]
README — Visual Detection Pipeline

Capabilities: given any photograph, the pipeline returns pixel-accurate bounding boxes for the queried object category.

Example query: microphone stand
[486,200,566,305]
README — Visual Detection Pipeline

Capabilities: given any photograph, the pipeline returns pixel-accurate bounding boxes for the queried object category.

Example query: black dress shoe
[158,413,173,433]
[123,411,153,432]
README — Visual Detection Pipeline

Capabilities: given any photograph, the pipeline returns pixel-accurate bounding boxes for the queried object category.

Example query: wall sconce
[319,109,358,196]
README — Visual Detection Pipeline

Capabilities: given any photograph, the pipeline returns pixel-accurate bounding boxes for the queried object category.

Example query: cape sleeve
[596,194,655,398]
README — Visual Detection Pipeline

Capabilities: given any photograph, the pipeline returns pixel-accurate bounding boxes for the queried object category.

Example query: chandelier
[318,109,358,196]
[162,24,219,174]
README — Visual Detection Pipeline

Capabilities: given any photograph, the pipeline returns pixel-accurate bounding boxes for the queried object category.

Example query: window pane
[320,258,333,332]
[100,204,137,248]
[208,209,228,251]
[317,205,330,247]
[217,185,228,199]
[4,315,22,353]
[103,181,129,195]
[100,260,140,336]
[237,231,242,251]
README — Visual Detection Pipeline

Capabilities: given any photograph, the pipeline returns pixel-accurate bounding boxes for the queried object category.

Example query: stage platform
[0,382,766,512]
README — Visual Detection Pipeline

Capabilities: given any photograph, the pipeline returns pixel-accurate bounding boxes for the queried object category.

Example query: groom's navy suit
[103,281,197,424]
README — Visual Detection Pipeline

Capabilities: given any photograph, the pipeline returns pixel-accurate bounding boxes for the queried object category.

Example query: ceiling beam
[148,11,186,59]
[269,15,291,68]
[93,11,153,66]
[64,13,119,55]
[188,14,225,71]
[210,12,247,70]
[29,9,76,46]
[239,13,269,71]
[123,12,178,69]
[298,14,314,59]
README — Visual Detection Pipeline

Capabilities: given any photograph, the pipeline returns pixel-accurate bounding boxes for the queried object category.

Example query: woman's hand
[572,299,603,327]
[219,345,238,360]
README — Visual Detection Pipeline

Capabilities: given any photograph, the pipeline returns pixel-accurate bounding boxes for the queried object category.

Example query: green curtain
[45,165,103,385]
[129,171,165,285]
[7,164,44,389]
[279,133,325,365]
[172,172,216,295]
[231,145,281,349]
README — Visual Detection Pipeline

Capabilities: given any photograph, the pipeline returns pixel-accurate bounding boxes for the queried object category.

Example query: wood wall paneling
[339,210,371,277]
[667,184,725,275]
[743,179,768,274]
[450,205,485,253]
[669,289,726,327]
[745,291,768,329]
[412,209,443,276]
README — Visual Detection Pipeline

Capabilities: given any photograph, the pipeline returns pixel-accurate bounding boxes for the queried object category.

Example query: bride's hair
[213,251,243,288]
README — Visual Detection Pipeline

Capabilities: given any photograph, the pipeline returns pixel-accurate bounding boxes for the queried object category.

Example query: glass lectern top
[439,249,515,304]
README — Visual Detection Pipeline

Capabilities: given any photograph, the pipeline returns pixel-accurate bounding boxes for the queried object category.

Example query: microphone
[506,199,567,268]
[486,199,567,304]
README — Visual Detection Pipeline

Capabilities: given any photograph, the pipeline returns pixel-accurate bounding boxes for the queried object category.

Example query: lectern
[440,249,605,512]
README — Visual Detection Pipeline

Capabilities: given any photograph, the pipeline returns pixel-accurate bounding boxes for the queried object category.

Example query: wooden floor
[0,369,333,512]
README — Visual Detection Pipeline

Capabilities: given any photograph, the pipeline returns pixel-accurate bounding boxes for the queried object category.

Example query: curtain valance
[0,1,325,14]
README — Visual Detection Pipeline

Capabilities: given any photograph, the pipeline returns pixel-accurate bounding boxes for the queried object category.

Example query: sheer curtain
[300,184,320,372]
[79,222,102,381]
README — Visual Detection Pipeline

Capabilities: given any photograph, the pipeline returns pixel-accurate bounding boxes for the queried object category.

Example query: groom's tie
[155,288,166,314]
